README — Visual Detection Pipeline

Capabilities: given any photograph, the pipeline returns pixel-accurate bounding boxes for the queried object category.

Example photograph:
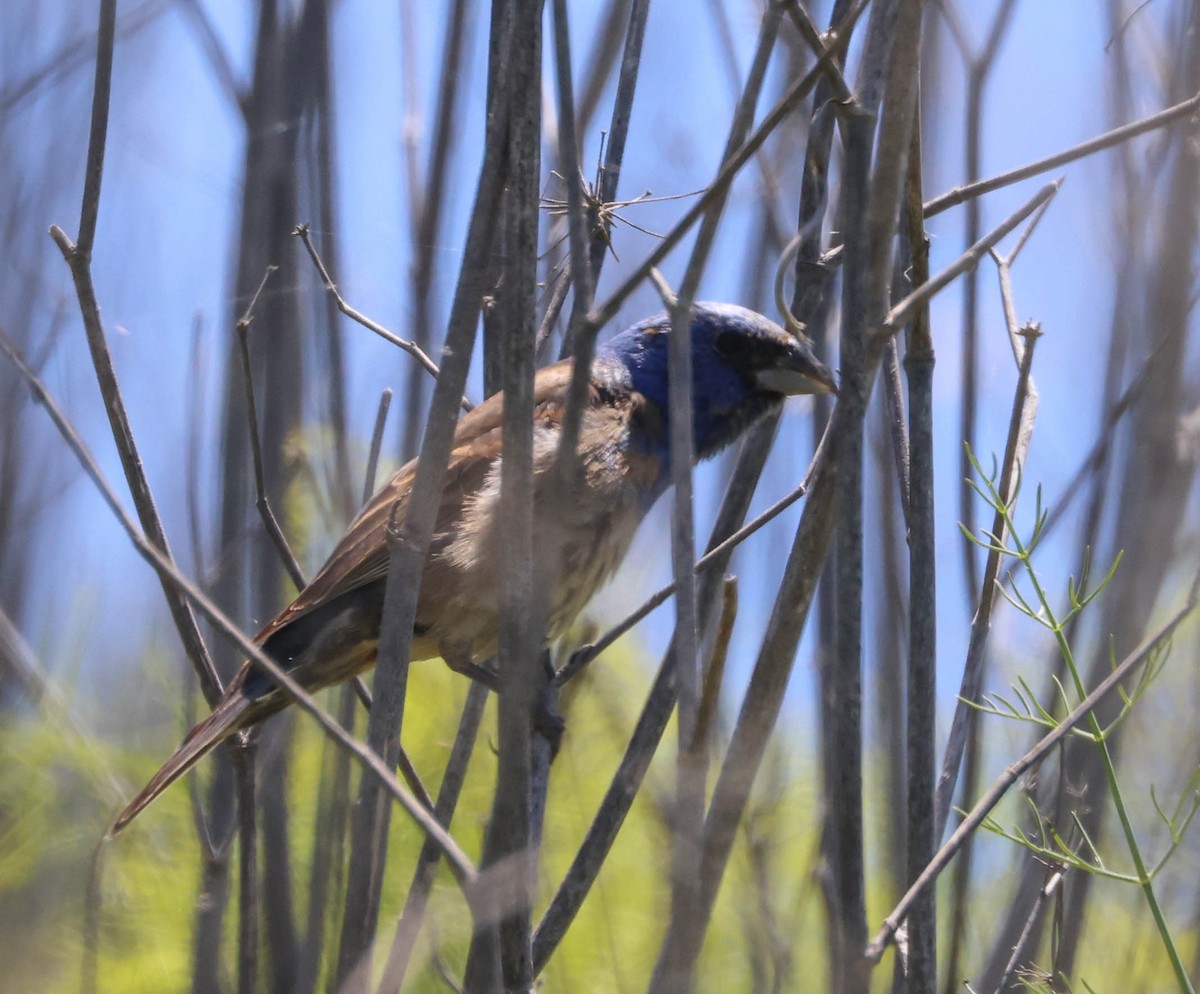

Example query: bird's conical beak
[755,340,838,396]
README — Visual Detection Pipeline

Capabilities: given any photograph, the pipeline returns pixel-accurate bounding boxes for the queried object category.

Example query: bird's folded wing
[252,361,579,646]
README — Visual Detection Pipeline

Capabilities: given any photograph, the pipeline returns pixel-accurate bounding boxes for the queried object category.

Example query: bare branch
[363,388,394,505]
[294,223,472,412]
[924,90,1200,218]
[235,265,306,592]
[934,325,1042,840]
[48,0,221,707]
[880,180,1062,336]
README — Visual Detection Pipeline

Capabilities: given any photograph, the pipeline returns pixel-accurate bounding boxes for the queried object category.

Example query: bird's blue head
[595,302,837,461]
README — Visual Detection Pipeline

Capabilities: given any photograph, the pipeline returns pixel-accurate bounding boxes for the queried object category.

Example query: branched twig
[48,0,221,708]
[294,223,472,412]
[586,0,872,332]
[235,264,306,592]
[879,181,1062,338]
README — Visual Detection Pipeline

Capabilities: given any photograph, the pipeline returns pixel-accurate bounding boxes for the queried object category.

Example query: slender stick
[234,265,306,591]
[934,324,1041,840]
[533,401,826,975]
[234,742,259,994]
[378,680,489,994]
[467,1,543,987]
[74,0,115,260]
[403,0,475,461]
[653,8,785,989]
[553,444,818,687]
[587,0,652,286]
[49,0,220,709]
[924,89,1200,218]
[950,0,1019,617]
[991,869,1065,994]
[294,223,472,412]
[879,181,1061,336]
[335,5,515,982]
[902,99,937,994]
[363,388,394,505]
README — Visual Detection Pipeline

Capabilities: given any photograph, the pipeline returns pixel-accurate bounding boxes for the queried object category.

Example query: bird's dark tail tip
[108,695,248,838]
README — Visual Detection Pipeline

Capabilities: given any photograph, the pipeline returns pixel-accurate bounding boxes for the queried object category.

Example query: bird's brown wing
[252,361,578,648]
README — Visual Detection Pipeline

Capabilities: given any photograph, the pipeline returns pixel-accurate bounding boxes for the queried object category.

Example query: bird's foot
[441,645,500,693]
[533,684,565,759]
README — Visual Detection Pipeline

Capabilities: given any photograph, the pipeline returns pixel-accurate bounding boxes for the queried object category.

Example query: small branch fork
[47,0,222,709]
[234,265,305,592]
[294,223,472,412]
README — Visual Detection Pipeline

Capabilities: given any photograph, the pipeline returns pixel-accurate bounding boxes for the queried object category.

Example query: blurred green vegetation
[1,625,1194,992]
[2,635,815,992]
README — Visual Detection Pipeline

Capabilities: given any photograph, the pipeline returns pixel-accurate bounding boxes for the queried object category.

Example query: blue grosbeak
[112,302,835,834]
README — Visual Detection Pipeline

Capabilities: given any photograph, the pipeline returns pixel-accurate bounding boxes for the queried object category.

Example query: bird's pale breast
[415,397,659,662]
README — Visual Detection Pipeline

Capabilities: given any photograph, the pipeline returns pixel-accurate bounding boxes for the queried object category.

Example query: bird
[111,302,836,835]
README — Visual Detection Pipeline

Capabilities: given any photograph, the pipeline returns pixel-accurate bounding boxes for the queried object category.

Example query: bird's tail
[108,692,251,837]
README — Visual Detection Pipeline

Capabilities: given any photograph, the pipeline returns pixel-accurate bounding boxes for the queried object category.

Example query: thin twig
[655,8,786,987]
[554,467,815,686]
[294,223,472,412]
[234,742,259,994]
[177,0,243,113]
[879,180,1062,337]
[379,680,489,993]
[782,0,855,103]
[1035,324,1182,543]
[902,99,937,994]
[48,0,221,708]
[83,841,104,994]
[533,405,826,973]
[363,388,394,505]
[466,4,543,987]
[934,325,1042,840]
[924,90,1200,218]
[992,869,1065,994]
[0,0,165,114]
[235,265,306,591]
[587,0,652,286]
[336,10,515,979]
[551,0,596,359]
[691,577,737,755]
[403,0,475,461]
[75,0,115,259]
